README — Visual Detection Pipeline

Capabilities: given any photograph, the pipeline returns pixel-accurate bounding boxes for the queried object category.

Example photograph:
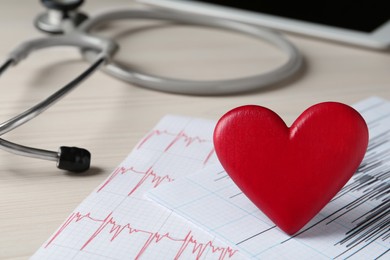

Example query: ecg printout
[32,115,245,259]
[148,97,390,259]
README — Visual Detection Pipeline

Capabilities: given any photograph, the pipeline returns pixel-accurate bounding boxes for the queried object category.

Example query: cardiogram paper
[32,115,246,259]
[147,97,390,259]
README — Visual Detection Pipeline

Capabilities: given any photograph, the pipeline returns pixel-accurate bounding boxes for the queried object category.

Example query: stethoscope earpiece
[57,146,91,172]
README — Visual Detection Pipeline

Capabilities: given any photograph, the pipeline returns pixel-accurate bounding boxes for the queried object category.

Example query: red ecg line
[97,166,174,196]
[137,129,215,164]
[45,211,238,259]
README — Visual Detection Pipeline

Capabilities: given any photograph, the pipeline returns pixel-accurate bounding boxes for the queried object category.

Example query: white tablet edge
[138,0,390,50]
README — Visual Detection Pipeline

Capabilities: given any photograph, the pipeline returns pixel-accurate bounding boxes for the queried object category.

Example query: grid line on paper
[185,175,274,230]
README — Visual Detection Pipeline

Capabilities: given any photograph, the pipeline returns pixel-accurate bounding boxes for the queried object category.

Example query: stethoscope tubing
[80,8,303,95]
[0,21,116,138]
[0,21,117,170]
[0,7,303,171]
[0,57,104,163]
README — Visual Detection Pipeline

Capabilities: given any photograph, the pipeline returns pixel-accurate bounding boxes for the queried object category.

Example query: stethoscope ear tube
[0,56,104,172]
[0,20,118,172]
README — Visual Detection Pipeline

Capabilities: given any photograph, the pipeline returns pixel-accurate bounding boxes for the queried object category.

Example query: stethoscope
[0,0,303,173]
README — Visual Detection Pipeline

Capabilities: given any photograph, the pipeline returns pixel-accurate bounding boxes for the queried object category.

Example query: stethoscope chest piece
[35,0,88,34]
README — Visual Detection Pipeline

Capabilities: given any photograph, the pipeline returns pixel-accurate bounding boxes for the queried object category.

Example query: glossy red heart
[213,102,368,235]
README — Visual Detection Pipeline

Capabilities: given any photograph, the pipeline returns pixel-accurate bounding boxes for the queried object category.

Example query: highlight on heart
[213,102,369,235]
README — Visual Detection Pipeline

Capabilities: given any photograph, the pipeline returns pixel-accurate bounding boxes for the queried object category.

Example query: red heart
[213,103,368,235]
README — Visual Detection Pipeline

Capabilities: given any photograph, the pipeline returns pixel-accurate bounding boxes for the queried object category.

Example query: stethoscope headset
[0,0,303,172]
